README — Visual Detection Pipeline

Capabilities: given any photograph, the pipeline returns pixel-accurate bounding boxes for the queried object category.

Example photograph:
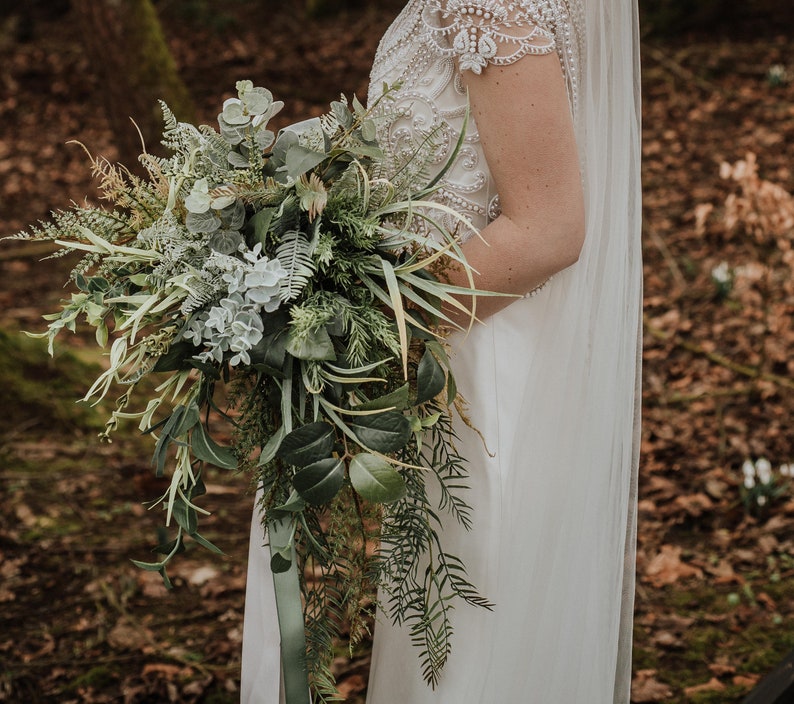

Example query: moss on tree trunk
[72,0,195,169]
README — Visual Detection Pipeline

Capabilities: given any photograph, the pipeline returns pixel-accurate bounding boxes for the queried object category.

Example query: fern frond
[276,229,316,302]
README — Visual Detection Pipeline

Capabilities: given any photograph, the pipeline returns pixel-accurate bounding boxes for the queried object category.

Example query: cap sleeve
[422,0,556,74]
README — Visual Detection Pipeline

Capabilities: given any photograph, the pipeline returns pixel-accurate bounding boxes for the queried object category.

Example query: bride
[242,0,642,701]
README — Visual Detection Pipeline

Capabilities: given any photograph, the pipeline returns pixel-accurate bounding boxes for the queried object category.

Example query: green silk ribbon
[268,517,311,704]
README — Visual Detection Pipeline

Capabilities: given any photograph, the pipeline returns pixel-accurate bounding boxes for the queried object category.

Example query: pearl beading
[368,0,582,240]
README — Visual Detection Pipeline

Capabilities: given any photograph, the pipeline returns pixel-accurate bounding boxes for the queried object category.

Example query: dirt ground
[1,3,794,703]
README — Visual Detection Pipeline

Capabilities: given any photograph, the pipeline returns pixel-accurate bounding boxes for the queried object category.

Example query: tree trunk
[72,0,195,169]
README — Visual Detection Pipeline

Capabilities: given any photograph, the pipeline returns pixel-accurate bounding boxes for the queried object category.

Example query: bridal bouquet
[13,80,493,702]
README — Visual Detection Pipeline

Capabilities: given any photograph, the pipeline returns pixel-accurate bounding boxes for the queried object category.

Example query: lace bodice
[368,0,583,235]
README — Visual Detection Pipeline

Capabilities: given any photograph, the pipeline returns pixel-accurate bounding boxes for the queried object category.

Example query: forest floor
[1,3,794,703]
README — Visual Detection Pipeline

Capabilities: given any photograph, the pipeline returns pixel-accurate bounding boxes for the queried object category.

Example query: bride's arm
[448,51,585,320]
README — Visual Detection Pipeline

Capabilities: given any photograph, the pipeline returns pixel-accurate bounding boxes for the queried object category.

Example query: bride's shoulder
[421,0,562,74]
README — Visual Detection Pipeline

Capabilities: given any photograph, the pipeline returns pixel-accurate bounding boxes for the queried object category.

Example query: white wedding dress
[241,1,643,702]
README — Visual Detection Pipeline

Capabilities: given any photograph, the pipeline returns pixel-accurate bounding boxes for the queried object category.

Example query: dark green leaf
[190,531,224,554]
[249,207,275,247]
[349,453,406,503]
[415,349,446,405]
[259,425,286,466]
[446,370,458,406]
[152,341,196,373]
[357,384,410,412]
[151,406,188,476]
[131,558,166,572]
[292,458,345,506]
[350,411,411,453]
[277,422,335,467]
[270,549,292,573]
[172,498,198,534]
[272,489,307,514]
[285,326,336,361]
[174,403,201,437]
[191,423,238,469]
[87,276,110,293]
[250,328,288,368]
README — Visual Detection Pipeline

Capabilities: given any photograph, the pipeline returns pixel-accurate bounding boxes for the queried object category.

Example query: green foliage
[11,80,494,700]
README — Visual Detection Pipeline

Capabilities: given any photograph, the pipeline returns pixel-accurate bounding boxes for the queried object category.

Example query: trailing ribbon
[268,517,310,704]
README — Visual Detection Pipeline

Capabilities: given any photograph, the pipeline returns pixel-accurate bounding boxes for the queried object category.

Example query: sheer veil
[497,0,643,697]
[578,1,643,696]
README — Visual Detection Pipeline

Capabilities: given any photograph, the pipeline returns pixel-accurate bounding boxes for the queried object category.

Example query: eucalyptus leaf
[415,349,446,405]
[209,228,244,254]
[277,422,335,467]
[185,209,221,234]
[283,145,327,181]
[349,453,406,503]
[212,194,237,210]
[292,458,345,506]
[271,129,298,165]
[192,423,238,469]
[331,100,354,129]
[349,410,411,453]
[227,150,250,168]
[360,119,377,143]
[221,200,246,230]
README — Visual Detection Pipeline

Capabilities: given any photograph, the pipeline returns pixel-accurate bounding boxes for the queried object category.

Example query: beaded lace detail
[368,0,582,237]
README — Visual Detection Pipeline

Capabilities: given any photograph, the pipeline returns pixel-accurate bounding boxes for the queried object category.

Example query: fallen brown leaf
[631,669,674,703]
[644,545,704,587]
[683,677,726,697]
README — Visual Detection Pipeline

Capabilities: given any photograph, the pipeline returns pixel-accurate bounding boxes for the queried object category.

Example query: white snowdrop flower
[756,458,772,485]
[711,261,731,284]
[744,474,756,490]
[768,64,789,86]
[780,463,791,477]
[742,460,756,479]
[757,495,768,507]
